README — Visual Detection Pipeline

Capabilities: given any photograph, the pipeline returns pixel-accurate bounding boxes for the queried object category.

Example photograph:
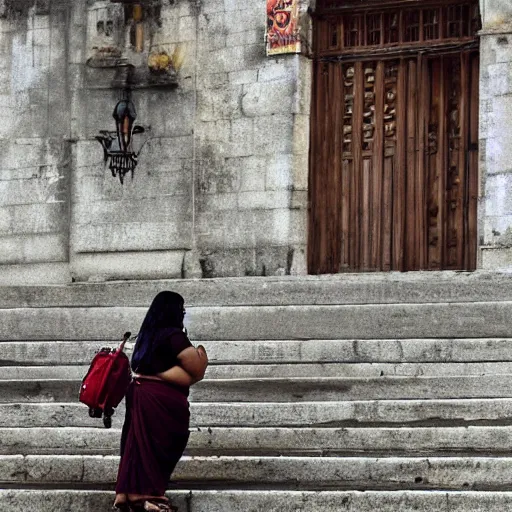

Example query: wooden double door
[309,3,480,273]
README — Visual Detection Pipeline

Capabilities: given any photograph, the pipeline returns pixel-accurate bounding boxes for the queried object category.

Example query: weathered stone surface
[5,374,512,403]
[6,490,512,512]
[3,360,512,381]
[0,301,509,341]
[5,425,512,457]
[4,398,512,429]
[0,272,509,309]
[7,455,512,490]
[0,0,314,281]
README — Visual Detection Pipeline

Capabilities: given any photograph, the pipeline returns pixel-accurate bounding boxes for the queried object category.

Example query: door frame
[308,0,481,274]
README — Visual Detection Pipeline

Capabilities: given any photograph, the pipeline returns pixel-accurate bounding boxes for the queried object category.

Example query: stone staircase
[1,272,512,511]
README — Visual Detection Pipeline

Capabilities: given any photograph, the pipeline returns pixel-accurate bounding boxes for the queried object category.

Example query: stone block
[229,69,258,85]
[197,246,291,278]
[196,120,230,143]
[290,244,307,275]
[25,455,83,483]
[242,80,295,117]
[200,0,226,15]
[0,139,52,171]
[292,114,310,155]
[1,202,67,235]
[253,115,294,155]
[265,154,293,191]
[488,62,512,95]
[0,262,71,285]
[82,456,119,483]
[178,15,197,42]
[483,0,512,29]
[485,174,512,216]
[70,250,185,282]
[226,29,262,48]
[294,55,313,115]
[153,16,180,45]
[196,208,303,248]
[73,195,191,226]
[485,96,512,174]
[198,72,229,89]
[143,90,195,138]
[233,156,267,192]
[482,246,512,270]
[198,193,238,212]
[483,215,512,246]
[229,117,254,157]
[74,162,192,205]
[0,233,67,264]
[32,27,50,47]
[183,248,202,279]
[196,145,237,194]
[258,60,297,83]
[238,190,291,210]
[72,220,192,253]
[32,14,50,30]
[1,271,511,308]
[494,36,512,63]
[197,86,243,122]
[0,206,10,232]
[291,190,307,209]
[0,455,24,482]
[203,44,265,75]
[292,152,309,191]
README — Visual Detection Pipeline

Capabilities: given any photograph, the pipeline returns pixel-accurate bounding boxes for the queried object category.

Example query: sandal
[129,497,178,512]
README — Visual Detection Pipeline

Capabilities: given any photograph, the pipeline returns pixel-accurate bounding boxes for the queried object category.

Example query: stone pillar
[479,0,512,269]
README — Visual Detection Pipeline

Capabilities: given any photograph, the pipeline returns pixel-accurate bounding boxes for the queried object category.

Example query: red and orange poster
[266,0,301,56]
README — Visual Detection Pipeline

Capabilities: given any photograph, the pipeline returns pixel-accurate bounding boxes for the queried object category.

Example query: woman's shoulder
[155,327,192,356]
[157,327,190,345]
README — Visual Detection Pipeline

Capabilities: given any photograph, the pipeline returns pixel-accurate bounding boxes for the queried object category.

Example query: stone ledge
[0,271,510,308]
[4,490,512,512]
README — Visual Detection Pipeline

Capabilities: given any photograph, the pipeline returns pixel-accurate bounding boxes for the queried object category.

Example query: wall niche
[85,0,177,90]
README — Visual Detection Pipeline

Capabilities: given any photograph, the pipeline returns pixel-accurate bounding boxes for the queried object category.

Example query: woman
[114,291,208,512]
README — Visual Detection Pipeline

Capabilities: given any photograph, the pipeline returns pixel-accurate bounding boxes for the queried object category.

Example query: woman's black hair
[131,291,185,372]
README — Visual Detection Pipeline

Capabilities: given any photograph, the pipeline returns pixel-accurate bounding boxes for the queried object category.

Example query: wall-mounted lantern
[95,90,149,184]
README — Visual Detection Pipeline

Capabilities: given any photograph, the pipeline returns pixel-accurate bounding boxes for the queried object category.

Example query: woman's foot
[112,493,130,510]
[127,495,175,511]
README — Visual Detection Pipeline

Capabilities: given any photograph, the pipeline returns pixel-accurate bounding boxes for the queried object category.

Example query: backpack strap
[117,331,132,354]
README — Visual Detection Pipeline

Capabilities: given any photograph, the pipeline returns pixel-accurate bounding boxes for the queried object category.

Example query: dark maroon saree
[115,378,190,496]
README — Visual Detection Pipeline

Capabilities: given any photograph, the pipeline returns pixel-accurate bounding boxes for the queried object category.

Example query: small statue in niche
[86,0,179,89]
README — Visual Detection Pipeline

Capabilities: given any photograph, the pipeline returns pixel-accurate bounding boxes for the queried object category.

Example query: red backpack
[79,332,133,428]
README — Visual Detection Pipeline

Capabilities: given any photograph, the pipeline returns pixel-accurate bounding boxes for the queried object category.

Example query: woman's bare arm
[156,365,195,387]
[178,346,209,383]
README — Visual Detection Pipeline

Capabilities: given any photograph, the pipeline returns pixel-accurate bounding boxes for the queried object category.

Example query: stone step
[3,426,512,457]
[0,302,509,341]
[3,399,512,429]
[0,272,509,309]
[3,338,512,366]
[3,375,512,403]
[4,361,512,380]
[5,490,512,512]
[4,455,512,490]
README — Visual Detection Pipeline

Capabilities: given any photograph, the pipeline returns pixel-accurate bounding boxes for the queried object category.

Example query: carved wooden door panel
[309,1,480,273]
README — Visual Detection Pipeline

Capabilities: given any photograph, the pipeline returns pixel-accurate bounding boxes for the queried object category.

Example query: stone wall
[0,0,311,284]
[479,0,512,269]
[1,0,510,283]
[0,1,72,284]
